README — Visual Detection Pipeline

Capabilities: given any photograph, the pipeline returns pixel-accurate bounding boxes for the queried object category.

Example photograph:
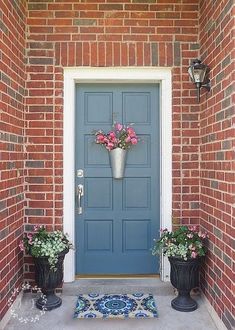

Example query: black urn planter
[33,248,69,311]
[169,256,201,312]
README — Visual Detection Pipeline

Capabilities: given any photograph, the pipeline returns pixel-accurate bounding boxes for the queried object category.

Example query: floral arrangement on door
[95,122,138,151]
[94,123,139,178]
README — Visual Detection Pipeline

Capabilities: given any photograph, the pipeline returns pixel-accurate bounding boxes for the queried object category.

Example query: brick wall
[24,0,200,295]
[0,0,26,321]
[25,0,200,236]
[199,1,235,329]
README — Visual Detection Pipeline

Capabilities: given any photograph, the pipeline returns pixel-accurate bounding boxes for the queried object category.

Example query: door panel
[75,84,160,275]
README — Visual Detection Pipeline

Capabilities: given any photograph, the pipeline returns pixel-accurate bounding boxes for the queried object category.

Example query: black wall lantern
[188,59,211,102]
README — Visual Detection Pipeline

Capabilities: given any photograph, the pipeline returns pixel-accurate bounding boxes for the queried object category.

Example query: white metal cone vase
[109,148,127,179]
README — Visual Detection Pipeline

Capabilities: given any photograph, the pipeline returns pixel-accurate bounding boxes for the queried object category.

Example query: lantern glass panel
[193,68,206,83]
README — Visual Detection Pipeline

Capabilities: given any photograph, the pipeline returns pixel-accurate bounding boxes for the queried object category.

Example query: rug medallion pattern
[74,293,158,319]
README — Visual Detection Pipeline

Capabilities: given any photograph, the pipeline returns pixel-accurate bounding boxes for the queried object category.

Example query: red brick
[48,4,72,10]
[106,42,113,66]
[83,42,90,66]
[68,43,75,66]
[55,26,78,34]
[98,34,122,42]
[143,43,150,66]
[125,19,148,27]
[80,11,104,19]
[98,42,105,66]
[150,20,174,27]
[121,43,128,66]
[73,4,98,11]
[48,19,73,26]
[136,42,143,66]
[27,18,47,25]
[105,27,130,34]
[47,34,71,42]
[76,42,82,66]
[101,19,123,26]
[29,10,54,18]
[124,4,148,11]
[113,43,120,66]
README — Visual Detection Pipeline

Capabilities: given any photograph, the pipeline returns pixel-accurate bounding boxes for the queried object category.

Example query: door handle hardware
[77,184,84,215]
[77,169,84,178]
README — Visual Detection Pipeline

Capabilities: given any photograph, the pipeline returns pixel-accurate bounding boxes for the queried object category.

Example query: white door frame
[63,67,172,282]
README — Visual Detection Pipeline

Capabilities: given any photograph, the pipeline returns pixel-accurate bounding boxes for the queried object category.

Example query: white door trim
[63,67,172,282]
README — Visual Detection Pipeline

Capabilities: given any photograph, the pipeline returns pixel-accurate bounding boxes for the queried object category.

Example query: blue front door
[75,84,160,275]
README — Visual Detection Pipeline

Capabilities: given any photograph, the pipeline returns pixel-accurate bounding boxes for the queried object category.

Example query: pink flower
[96,134,105,143]
[131,138,138,145]
[187,233,193,239]
[108,131,116,138]
[191,251,198,258]
[27,233,34,245]
[189,225,198,232]
[127,127,136,136]
[125,136,131,143]
[115,123,123,131]
[33,225,43,232]
[198,231,207,239]
[108,131,117,143]
[189,244,196,251]
[94,123,138,151]
[106,142,114,150]
[19,240,25,251]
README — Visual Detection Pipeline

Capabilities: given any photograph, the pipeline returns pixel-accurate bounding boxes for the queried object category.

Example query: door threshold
[75,274,160,279]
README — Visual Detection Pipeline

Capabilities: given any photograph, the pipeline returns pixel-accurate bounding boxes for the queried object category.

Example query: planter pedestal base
[168,257,201,312]
[171,291,197,312]
[33,248,69,311]
[36,292,62,311]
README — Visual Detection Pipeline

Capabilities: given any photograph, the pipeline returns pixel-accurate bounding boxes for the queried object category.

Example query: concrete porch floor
[4,279,219,330]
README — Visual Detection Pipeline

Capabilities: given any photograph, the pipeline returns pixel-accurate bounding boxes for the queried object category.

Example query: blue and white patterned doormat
[74,293,158,319]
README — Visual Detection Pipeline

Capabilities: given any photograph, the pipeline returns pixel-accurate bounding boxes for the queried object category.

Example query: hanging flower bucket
[109,147,127,179]
[94,123,138,179]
